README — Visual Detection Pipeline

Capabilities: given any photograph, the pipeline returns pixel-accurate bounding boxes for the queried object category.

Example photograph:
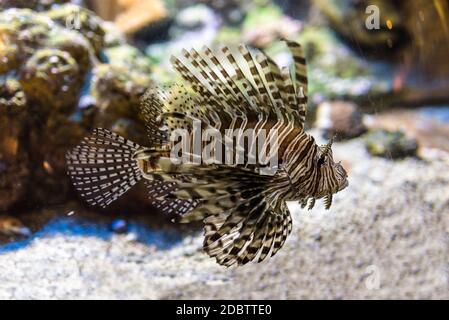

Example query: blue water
[0,217,185,254]
[419,106,449,123]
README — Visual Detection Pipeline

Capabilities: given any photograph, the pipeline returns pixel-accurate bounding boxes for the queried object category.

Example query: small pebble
[110,219,128,234]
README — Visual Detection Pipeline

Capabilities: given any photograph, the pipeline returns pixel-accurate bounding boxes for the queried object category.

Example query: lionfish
[66,39,348,267]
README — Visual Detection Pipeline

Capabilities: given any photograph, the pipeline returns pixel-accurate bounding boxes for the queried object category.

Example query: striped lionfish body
[66,40,348,267]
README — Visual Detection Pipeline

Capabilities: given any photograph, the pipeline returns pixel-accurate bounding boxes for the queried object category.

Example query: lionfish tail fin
[66,128,142,208]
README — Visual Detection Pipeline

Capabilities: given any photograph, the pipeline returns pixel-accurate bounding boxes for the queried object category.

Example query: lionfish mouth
[339,179,349,191]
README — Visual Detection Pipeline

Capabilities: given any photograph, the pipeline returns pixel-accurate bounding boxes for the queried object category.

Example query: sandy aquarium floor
[0,137,448,299]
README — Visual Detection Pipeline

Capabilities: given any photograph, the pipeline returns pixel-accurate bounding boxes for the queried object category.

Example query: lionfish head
[315,136,349,207]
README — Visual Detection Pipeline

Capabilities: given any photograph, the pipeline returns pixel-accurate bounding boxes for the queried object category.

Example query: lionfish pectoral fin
[66,128,142,208]
[166,166,293,267]
[144,180,198,216]
[176,208,210,224]
[202,200,293,267]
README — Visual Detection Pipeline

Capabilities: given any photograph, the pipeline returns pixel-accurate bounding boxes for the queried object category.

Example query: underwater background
[0,0,448,299]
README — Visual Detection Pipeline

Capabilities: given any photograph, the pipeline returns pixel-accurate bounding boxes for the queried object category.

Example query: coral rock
[0,152,29,211]
[28,114,87,205]
[0,79,27,113]
[201,0,248,25]
[19,49,83,114]
[104,45,152,74]
[90,63,152,121]
[314,0,405,53]
[0,0,70,11]
[102,21,127,48]
[45,27,93,75]
[0,8,55,71]
[0,80,29,211]
[0,25,21,73]
[243,15,302,48]
[365,129,418,159]
[46,4,106,54]
[316,101,367,140]
[0,2,155,212]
